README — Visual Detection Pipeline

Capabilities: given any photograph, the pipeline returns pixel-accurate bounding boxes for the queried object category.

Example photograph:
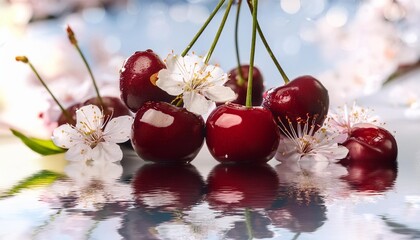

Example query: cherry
[132,163,205,210]
[262,75,329,132]
[57,102,83,126]
[340,123,398,168]
[267,185,327,233]
[206,103,280,163]
[131,101,205,163]
[206,163,279,210]
[119,49,173,112]
[341,162,397,193]
[56,96,131,126]
[224,65,264,106]
[84,96,131,119]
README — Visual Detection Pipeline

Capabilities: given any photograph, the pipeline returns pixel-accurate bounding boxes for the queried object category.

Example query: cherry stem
[246,1,289,84]
[245,0,258,107]
[234,0,246,86]
[181,0,226,57]
[204,0,234,64]
[15,56,72,123]
[245,208,254,240]
[66,25,104,107]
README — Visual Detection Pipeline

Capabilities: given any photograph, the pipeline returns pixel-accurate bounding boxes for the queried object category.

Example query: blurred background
[1,0,419,138]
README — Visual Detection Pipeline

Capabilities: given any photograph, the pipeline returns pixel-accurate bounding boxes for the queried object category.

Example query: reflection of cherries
[267,186,327,233]
[262,75,329,132]
[131,101,205,163]
[341,123,398,168]
[342,161,398,193]
[119,49,173,112]
[224,65,264,106]
[226,211,274,239]
[206,164,279,209]
[132,163,205,210]
[206,103,280,163]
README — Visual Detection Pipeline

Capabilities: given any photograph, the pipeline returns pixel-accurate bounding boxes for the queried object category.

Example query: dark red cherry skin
[57,102,83,126]
[84,96,131,118]
[206,103,280,163]
[340,123,398,168]
[57,96,131,126]
[206,163,279,210]
[224,65,264,106]
[131,101,205,163]
[132,163,205,210]
[119,49,173,112]
[262,75,329,132]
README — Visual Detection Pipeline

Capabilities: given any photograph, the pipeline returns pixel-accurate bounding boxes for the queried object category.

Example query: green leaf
[1,170,64,198]
[10,128,66,155]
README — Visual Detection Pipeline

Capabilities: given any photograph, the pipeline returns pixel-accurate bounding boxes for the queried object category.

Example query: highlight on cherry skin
[119,49,173,113]
[206,103,280,164]
[223,65,265,106]
[340,123,398,168]
[262,75,329,133]
[131,101,205,164]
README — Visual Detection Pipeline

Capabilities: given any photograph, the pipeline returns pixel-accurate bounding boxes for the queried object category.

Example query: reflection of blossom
[324,102,381,142]
[275,160,348,199]
[276,118,349,164]
[52,104,133,162]
[42,160,131,211]
[156,53,236,115]
[154,202,244,240]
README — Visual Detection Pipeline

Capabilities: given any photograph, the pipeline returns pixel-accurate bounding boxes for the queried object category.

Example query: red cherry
[206,163,279,210]
[224,65,264,106]
[132,163,205,210]
[267,186,327,233]
[131,101,205,163]
[341,162,397,193]
[262,75,329,132]
[56,96,131,126]
[119,49,173,112]
[206,103,280,163]
[340,123,398,168]
[57,102,83,126]
[84,96,131,118]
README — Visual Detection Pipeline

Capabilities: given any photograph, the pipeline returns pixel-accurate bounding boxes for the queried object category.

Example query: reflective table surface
[1,81,420,239]
[1,1,420,239]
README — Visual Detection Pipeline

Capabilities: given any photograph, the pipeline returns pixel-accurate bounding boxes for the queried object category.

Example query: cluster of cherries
[119,49,398,168]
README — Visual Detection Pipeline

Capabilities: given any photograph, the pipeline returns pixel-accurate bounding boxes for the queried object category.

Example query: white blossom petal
[75,105,104,133]
[156,69,184,96]
[52,124,83,149]
[103,115,133,143]
[183,91,213,115]
[204,85,237,102]
[65,143,92,162]
[91,142,123,162]
[202,65,228,85]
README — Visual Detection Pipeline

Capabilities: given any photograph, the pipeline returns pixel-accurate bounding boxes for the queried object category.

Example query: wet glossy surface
[1,93,420,240]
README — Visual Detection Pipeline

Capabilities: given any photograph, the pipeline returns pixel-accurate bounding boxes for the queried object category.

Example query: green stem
[245,0,258,107]
[246,1,289,84]
[204,0,234,64]
[245,208,254,240]
[16,57,72,122]
[291,232,301,240]
[235,0,246,86]
[181,0,226,57]
[74,44,104,106]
